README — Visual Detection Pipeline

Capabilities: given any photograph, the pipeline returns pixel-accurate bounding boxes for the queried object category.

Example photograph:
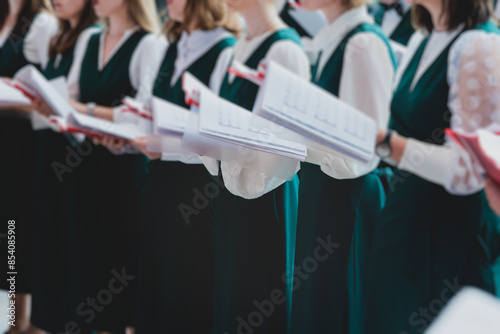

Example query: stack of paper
[51,112,150,141]
[152,97,190,136]
[0,80,31,108]
[445,128,500,184]
[426,287,500,334]
[14,65,74,117]
[181,72,306,179]
[253,61,377,164]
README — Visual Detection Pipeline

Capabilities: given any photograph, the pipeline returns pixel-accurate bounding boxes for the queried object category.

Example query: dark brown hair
[49,1,97,58]
[412,0,492,32]
[0,0,51,38]
[164,0,241,42]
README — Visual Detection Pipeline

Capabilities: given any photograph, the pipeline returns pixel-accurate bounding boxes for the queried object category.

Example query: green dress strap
[389,10,415,46]
[220,28,301,110]
[152,36,236,106]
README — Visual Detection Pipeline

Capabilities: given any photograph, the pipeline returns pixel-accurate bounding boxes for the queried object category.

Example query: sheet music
[0,80,31,107]
[198,87,307,161]
[255,61,377,163]
[69,112,148,140]
[426,287,500,334]
[152,97,190,135]
[14,65,74,117]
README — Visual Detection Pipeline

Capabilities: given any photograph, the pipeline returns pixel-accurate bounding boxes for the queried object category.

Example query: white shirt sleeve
[398,31,500,195]
[23,12,59,70]
[314,32,394,179]
[66,27,101,101]
[220,39,311,199]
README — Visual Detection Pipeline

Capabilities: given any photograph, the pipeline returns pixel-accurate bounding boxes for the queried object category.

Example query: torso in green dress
[30,45,77,332]
[367,21,500,334]
[291,23,394,334]
[72,30,149,331]
[214,29,301,334]
[135,35,236,334]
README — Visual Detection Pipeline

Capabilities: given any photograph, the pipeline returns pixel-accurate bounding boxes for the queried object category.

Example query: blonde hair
[165,0,241,42]
[342,0,370,9]
[126,0,161,33]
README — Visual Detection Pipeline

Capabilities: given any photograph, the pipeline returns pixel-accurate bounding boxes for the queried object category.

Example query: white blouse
[398,30,500,195]
[0,12,58,71]
[306,5,394,179]
[204,24,311,199]
[66,26,167,103]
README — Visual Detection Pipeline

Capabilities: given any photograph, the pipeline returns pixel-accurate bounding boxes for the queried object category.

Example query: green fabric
[152,37,236,107]
[0,15,36,77]
[220,28,301,110]
[367,22,500,334]
[292,23,393,334]
[71,30,149,332]
[135,36,236,334]
[390,10,415,46]
[44,48,75,80]
[213,29,301,334]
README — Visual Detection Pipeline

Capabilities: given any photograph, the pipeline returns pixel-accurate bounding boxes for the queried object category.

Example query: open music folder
[181,72,305,180]
[253,60,378,164]
[445,128,500,184]
[0,79,32,108]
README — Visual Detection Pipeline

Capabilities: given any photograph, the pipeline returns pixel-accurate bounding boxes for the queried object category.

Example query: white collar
[234,24,287,64]
[409,24,464,91]
[311,6,373,53]
[98,26,140,70]
[171,27,231,86]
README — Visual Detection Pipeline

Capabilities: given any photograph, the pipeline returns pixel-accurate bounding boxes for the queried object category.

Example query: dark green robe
[70,30,148,332]
[366,21,500,334]
[291,23,395,334]
[213,28,301,334]
[135,36,236,334]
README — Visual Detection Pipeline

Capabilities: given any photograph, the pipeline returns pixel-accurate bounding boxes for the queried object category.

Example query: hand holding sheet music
[253,61,378,164]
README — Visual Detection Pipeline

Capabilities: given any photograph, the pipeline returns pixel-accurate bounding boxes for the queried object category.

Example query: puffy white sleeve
[398,31,500,195]
[66,27,102,100]
[313,32,394,179]
[23,12,59,69]
[219,39,311,199]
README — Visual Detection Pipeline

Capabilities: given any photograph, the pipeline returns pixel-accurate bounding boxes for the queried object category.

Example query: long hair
[164,0,241,43]
[0,0,51,38]
[49,2,97,58]
[126,0,161,33]
[412,0,492,32]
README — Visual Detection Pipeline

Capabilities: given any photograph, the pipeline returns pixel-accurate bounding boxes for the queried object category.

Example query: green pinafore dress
[135,36,236,334]
[374,6,415,46]
[70,30,148,332]
[0,16,39,294]
[366,21,499,334]
[212,29,301,334]
[30,46,77,332]
[291,24,395,334]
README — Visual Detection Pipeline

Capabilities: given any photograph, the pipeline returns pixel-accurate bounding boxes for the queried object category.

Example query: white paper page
[152,96,190,135]
[255,61,377,163]
[425,287,500,334]
[70,112,148,140]
[0,80,31,107]
[14,65,74,117]
[182,107,300,180]
[478,129,500,167]
[198,88,307,161]
[31,77,70,130]
[288,8,327,37]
